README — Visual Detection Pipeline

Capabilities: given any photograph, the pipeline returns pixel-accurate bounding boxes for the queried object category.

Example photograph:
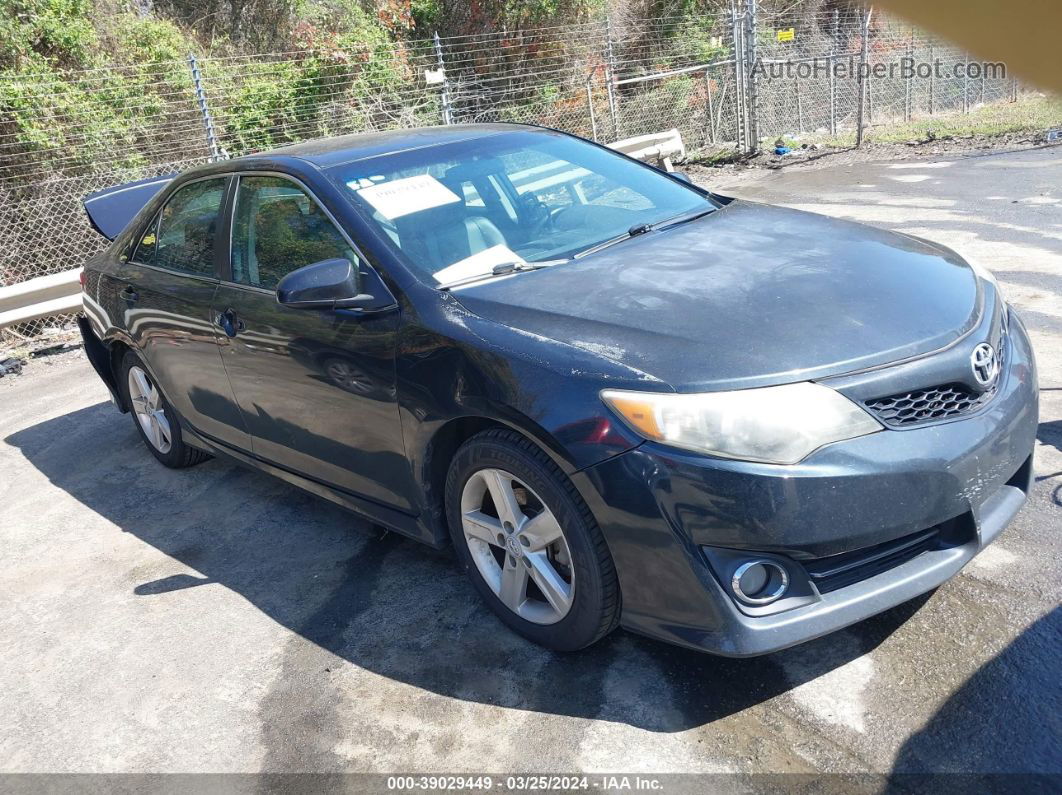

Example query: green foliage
[112,15,192,65]
[420,0,605,37]
[0,0,728,185]
[0,3,203,179]
[211,8,417,154]
[221,61,307,153]
[0,0,98,68]
[410,0,440,32]
[683,24,727,64]
[0,0,422,176]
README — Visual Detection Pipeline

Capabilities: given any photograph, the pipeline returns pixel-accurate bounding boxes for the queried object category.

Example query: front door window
[230,176,358,290]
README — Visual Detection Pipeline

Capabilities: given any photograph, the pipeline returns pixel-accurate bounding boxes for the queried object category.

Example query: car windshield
[328,130,713,286]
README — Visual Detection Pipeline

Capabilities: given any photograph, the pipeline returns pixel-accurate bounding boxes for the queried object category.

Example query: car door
[211,173,413,511]
[120,176,252,451]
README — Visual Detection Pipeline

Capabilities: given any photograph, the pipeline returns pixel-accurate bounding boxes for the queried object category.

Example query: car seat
[393,202,507,273]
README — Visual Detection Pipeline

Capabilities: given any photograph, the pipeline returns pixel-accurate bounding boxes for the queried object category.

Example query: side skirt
[181,424,444,550]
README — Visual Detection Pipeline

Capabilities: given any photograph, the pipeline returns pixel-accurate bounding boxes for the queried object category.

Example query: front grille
[802,528,942,594]
[864,336,1006,428]
[865,382,997,427]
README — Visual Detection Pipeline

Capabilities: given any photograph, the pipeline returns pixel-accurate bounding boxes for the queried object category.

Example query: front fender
[398,299,659,477]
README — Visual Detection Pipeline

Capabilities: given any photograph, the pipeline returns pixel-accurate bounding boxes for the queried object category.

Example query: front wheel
[445,429,620,651]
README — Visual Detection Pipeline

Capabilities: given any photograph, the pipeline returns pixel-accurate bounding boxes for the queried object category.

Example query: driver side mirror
[276,258,376,310]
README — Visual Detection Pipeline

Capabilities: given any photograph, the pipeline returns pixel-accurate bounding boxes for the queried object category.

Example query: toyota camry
[78,124,1038,656]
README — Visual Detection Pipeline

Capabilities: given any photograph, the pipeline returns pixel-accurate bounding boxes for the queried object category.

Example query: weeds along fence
[0,5,1023,339]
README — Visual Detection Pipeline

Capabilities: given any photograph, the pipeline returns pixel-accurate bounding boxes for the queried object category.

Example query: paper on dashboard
[354,174,460,220]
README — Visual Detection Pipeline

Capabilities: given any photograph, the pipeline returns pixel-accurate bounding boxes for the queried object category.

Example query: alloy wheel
[460,467,575,624]
[127,365,172,454]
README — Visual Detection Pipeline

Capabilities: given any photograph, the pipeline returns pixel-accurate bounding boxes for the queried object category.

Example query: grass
[690,147,753,165]
[822,95,1062,147]
[686,95,1062,165]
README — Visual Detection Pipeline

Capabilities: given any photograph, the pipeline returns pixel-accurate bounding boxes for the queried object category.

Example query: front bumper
[577,313,1038,656]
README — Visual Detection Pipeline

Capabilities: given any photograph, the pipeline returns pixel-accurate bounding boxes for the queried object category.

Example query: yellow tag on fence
[776,28,795,42]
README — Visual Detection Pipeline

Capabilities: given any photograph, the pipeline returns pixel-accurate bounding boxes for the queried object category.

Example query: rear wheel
[445,429,620,651]
[119,350,210,469]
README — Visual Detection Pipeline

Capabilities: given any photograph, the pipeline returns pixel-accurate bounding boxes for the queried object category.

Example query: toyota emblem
[970,342,998,387]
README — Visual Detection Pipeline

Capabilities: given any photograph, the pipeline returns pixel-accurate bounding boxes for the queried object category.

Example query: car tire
[445,428,620,651]
[119,349,210,469]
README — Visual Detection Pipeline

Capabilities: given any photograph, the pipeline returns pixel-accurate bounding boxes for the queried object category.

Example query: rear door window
[138,178,227,276]
[132,214,160,264]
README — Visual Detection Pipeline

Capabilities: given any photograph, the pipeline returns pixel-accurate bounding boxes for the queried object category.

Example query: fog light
[731,560,789,605]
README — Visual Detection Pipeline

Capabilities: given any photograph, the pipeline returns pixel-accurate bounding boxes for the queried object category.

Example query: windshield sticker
[432,245,524,285]
[353,174,460,220]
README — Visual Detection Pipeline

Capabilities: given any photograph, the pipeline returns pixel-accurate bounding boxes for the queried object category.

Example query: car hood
[450,201,982,391]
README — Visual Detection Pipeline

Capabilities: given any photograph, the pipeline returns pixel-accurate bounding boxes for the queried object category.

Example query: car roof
[248,123,538,169]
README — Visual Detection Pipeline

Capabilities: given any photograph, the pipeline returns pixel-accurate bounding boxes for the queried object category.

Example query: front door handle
[119,286,139,303]
[215,308,244,338]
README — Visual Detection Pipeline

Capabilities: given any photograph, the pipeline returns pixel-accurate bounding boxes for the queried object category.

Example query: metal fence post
[868,69,874,124]
[434,32,453,125]
[928,39,935,114]
[731,3,747,151]
[829,8,838,136]
[904,27,913,122]
[585,70,599,141]
[744,0,759,153]
[605,17,620,140]
[705,69,716,143]
[187,53,226,161]
[963,51,970,113]
[855,7,872,147]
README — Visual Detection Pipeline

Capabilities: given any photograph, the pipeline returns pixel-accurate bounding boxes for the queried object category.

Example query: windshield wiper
[438,259,567,290]
[650,206,716,231]
[572,224,652,260]
[572,206,716,260]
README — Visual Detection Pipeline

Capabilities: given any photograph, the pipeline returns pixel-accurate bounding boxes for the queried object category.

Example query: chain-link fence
[0,4,1029,341]
[753,6,1018,140]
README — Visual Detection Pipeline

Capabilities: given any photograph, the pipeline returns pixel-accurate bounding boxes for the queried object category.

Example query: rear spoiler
[82,174,175,241]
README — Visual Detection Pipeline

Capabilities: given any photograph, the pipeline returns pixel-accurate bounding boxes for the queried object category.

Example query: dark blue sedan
[78,124,1038,655]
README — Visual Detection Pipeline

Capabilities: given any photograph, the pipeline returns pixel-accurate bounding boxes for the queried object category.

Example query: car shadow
[1036,420,1062,508]
[1038,418,1062,456]
[891,606,1061,775]
[8,401,933,733]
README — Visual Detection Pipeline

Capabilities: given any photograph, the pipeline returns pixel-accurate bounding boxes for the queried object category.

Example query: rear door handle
[119,286,139,302]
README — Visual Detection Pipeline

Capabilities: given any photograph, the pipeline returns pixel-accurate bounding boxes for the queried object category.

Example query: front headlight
[601,382,882,465]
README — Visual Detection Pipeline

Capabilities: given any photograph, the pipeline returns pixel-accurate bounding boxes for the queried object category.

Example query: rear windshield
[327,130,711,285]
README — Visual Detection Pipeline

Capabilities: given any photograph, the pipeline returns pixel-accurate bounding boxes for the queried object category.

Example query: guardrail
[0,269,82,329]
[607,128,686,172]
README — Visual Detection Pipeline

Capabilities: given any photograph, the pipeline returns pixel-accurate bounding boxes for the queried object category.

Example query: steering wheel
[518,194,554,233]
[548,205,579,231]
